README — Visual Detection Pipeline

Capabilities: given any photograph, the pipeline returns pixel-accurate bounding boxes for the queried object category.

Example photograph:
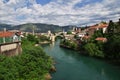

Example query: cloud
[0,0,120,26]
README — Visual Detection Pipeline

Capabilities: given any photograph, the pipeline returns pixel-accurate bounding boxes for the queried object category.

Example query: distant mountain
[0,23,13,31]
[0,23,62,33]
[14,23,62,33]
[0,23,77,33]
[62,25,77,32]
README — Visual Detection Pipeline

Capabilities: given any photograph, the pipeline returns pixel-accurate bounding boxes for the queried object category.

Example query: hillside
[0,23,77,33]
[14,23,62,33]
[0,23,62,33]
[0,23,13,31]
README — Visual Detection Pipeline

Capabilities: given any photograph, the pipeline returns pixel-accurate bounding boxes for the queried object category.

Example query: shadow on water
[42,40,120,80]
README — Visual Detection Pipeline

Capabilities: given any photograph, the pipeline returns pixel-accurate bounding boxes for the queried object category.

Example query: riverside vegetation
[60,39,78,50]
[84,19,120,62]
[0,34,53,80]
[60,19,120,63]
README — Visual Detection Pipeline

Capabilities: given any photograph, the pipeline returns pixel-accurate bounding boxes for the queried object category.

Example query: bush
[67,31,72,34]
[38,35,49,42]
[0,39,53,80]
[27,34,39,44]
[84,43,104,58]
[60,39,78,50]
[104,34,120,59]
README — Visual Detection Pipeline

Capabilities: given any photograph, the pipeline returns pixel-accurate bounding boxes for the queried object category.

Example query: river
[42,40,120,80]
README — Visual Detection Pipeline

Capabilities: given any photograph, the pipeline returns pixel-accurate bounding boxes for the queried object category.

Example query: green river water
[42,40,120,80]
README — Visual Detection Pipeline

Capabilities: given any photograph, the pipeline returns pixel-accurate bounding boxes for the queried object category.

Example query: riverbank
[60,44,77,50]
[42,40,120,80]
[60,39,78,50]
[59,38,120,66]
[39,41,50,44]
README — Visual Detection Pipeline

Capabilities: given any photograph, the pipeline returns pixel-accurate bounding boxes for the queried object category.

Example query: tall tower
[32,26,35,35]
[4,28,6,32]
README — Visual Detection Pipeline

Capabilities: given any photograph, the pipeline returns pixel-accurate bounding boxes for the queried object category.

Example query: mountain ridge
[0,23,75,32]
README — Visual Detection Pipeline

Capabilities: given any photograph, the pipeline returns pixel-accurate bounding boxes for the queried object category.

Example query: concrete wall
[0,42,22,56]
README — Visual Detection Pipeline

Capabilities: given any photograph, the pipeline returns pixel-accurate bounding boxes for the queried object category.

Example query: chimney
[32,26,35,35]
[4,28,6,32]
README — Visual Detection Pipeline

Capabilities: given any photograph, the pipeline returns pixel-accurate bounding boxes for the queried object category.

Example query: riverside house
[88,23,108,36]
[0,31,21,43]
[0,30,22,56]
[95,37,107,43]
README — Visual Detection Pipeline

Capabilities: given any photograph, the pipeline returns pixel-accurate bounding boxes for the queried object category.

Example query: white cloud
[0,0,120,26]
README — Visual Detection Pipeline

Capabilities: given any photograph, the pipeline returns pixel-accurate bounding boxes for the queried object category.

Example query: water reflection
[101,68,105,75]
[50,42,55,48]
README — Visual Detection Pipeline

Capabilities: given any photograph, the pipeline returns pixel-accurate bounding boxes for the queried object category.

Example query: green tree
[0,38,53,80]
[90,29,103,42]
[104,34,120,59]
[60,39,78,50]
[38,35,49,42]
[67,31,72,34]
[115,19,120,33]
[107,20,115,33]
[27,34,39,44]
[84,43,104,58]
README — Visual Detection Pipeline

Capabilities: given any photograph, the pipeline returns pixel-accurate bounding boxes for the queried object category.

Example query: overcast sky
[0,0,120,26]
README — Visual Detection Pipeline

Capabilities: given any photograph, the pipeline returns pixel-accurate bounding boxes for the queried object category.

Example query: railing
[0,36,21,44]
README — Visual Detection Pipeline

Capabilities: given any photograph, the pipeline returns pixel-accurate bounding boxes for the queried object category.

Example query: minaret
[4,28,6,32]
[32,26,35,36]
[3,28,6,43]
[73,27,75,31]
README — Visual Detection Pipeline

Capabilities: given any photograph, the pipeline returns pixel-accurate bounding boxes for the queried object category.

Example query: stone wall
[0,42,22,56]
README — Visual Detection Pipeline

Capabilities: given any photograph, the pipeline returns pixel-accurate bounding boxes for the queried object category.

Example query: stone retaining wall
[0,41,22,56]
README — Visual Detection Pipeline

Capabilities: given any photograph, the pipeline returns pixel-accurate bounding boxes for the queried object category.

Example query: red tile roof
[83,36,90,39]
[89,23,108,29]
[95,37,107,42]
[98,24,108,28]
[0,31,14,37]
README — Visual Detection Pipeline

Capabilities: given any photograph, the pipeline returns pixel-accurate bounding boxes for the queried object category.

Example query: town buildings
[0,29,22,56]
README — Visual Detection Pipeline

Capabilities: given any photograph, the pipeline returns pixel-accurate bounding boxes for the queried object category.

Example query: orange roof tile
[89,23,108,29]
[95,37,107,42]
[83,36,90,39]
[0,32,14,37]
[98,24,108,28]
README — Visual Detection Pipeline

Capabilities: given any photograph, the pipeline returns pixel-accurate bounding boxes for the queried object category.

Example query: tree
[84,43,104,58]
[104,34,120,59]
[115,19,120,33]
[90,29,103,42]
[67,31,72,34]
[38,35,49,42]
[27,34,39,44]
[101,21,107,24]
[0,38,53,80]
[107,20,115,33]
[60,39,78,50]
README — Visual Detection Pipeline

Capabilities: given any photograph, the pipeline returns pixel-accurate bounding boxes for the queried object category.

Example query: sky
[0,0,120,26]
